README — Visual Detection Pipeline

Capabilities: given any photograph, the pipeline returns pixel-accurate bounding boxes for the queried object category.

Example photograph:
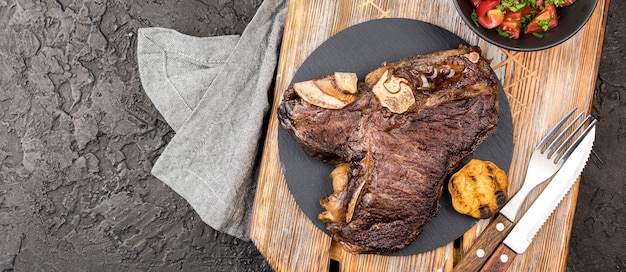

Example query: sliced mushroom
[439,65,455,78]
[382,73,407,94]
[463,52,480,64]
[334,72,358,94]
[372,70,416,114]
[364,66,388,87]
[419,74,430,89]
[427,68,438,79]
[292,73,358,109]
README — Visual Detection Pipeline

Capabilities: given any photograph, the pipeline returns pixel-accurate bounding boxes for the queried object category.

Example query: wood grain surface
[453,214,514,272]
[249,1,610,271]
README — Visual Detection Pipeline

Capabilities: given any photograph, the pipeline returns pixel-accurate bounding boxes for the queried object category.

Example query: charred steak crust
[278,46,499,254]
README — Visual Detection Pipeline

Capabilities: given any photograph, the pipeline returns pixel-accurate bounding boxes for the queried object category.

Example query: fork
[498,107,597,219]
[453,107,597,272]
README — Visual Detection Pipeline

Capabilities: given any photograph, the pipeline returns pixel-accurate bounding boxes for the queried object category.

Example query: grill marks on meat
[278,46,499,254]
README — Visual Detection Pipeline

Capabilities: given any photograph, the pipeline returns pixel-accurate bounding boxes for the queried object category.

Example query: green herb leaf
[546,0,565,6]
[471,10,480,27]
[532,32,544,38]
[500,0,514,8]
[521,13,534,27]
[537,19,552,32]
[496,27,514,38]
[500,1,530,13]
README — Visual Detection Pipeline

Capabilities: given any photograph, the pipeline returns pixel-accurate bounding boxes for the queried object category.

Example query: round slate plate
[277,18,513,256]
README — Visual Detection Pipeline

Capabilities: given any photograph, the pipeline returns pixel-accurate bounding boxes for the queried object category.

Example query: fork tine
[557,116,598,163]
[545,111,585,154]
[536,107,577,150]
[554,117,597,164]
[552,115,593,157]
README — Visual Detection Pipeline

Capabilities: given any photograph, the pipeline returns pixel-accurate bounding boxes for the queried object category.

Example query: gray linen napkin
[137,0,287,240]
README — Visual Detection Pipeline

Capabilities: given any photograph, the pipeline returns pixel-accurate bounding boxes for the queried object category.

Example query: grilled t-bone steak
[277,46,499,254]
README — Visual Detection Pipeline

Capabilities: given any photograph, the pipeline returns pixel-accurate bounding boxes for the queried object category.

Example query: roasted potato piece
[448,159,508,219]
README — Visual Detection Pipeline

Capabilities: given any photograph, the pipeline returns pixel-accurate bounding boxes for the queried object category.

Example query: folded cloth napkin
[137,0,288,240]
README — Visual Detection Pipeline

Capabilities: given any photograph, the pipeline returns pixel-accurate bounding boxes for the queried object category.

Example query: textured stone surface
[0,0,623,271]
[0,0,270,271]
[568,1,626,271]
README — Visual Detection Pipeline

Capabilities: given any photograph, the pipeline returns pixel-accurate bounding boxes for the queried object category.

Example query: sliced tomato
[520,6,533,17]
[470,0,483,7]
[500,21,521,39]
[524,3,558,34]
[476,0,500,17]
[499,11,522,39]
[505,11,522,21]
[504,6,532,24]
[477,9,504,29]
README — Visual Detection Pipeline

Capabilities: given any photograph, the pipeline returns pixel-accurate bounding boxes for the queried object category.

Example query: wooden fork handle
[453,213,514,271]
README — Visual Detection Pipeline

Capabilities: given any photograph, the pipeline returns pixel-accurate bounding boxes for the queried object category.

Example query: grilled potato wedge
[449,159,508,219]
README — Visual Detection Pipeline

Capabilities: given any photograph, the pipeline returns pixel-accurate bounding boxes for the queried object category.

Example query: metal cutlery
[453,108,597,271]
[479,124,596,271]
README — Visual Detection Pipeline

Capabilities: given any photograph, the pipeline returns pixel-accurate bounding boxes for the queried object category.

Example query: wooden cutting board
[249,1,610,271]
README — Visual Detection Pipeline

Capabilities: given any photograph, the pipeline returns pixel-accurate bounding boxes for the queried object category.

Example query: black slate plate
[277,18,513,256]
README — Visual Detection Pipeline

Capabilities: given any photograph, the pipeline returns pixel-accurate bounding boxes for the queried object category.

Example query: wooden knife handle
[453,213,514,272]
[479,244,517,272]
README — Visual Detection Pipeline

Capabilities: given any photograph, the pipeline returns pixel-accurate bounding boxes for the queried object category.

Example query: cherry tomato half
[477,9,504,29]
[476,0,501,17]
[525,3,558,34]
[500,21,521,39]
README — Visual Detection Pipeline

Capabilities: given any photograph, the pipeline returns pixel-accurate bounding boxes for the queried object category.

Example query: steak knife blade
[479,126,595,272]
[453,115,594,272]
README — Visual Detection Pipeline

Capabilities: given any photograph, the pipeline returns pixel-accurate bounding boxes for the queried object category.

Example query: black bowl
[453,0,598,51]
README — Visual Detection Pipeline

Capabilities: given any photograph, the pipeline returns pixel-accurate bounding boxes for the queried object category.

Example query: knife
[453,110,590,272]
[478,125,595,272]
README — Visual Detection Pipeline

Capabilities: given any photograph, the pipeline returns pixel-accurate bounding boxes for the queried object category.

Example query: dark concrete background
[0,1,622,271]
